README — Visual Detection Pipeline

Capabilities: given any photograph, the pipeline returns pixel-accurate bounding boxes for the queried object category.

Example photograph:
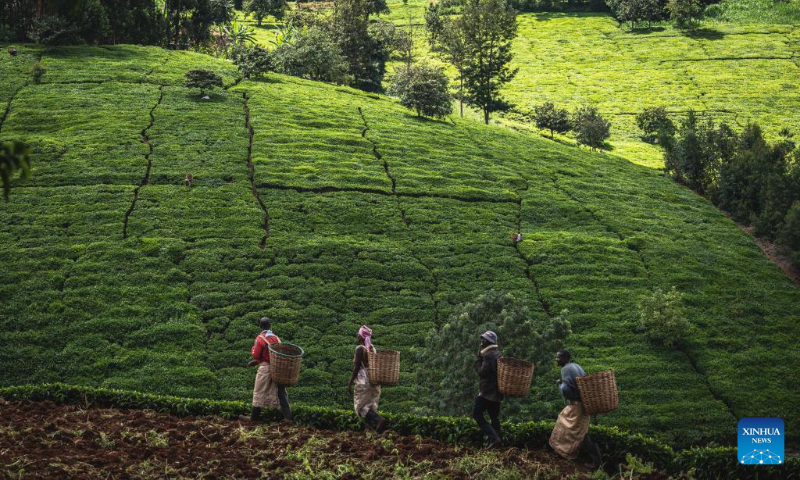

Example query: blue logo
[738,418,784,465]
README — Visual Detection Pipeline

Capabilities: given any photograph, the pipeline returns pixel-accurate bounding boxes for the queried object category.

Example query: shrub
[532,101,571,139]
[388,64,453,119]
[230,44,272,78]
[416,291,570,416]
[184,69,223,97]
[637,287,691,347]
[30,61,46,84]
[571,105,611,151]
[28,15,82,45]
[0,140,32,201]
[667,0,702,27]
[636,107,676,144]
[245,0,288,25]
[272,26,352,84]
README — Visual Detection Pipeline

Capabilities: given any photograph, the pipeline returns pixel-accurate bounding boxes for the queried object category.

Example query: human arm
[250,337,263,365]
[347,346,365,395]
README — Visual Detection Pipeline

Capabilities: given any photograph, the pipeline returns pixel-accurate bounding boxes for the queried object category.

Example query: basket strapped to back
[368,349,400,386]
[497,357,534,397]
[576,370,619,414]
[268,343,304,386]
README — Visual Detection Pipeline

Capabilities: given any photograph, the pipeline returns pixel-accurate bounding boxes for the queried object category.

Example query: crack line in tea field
[243,92,270,249]
[513,178,552,318]
[0,84,27,135]
[550,175,652,283]
[123,85,164,239]
[256,182,517,204]
[359,107,441,328]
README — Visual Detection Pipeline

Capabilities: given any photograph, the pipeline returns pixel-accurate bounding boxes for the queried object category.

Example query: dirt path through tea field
[0,399,637,479]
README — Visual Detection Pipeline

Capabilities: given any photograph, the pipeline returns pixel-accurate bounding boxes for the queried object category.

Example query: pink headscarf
[358,325,373,351]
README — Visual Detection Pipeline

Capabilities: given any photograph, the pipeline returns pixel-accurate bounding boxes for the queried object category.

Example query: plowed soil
[0,399,625,479]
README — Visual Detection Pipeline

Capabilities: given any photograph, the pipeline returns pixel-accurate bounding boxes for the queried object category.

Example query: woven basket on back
[268,343,304,386]
[368,349,400,386]
[576,370,619,414]
[497,357,534,397]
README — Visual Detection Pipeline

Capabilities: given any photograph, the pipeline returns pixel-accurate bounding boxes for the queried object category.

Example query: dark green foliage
[459,0,518,124]
[662,110,736,195]
[0,140,31,200]
[777,201,800,264]
[245,0,287,26]
[666,0,702,27]
[532,101,571,138]
[2,384,800,479]
[332,0,389,92]
[209,0,236,25]
[607,0,665,29]
[29,15,83,45]
[637,287,691,347]
[424,2,445,47]
[571,105,611,150]
[230,44,272,78]
[272,26,352,84]
[29,60,45,84]
[416,291,570,416]
[636,106,675,144]
[388,63,453,119]
[184,69,223,96]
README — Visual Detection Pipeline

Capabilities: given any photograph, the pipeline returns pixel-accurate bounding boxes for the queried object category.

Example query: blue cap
[481,330,498,344]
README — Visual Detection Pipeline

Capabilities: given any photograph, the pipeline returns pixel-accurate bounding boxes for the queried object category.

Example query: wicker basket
[368,349,400,386]
[268,343,304,386]
[497,357,534,397]
[576,370,619,414]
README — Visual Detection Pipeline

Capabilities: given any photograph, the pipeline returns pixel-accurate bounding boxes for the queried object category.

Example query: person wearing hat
[240,316,292,423]
[473,330,503,448]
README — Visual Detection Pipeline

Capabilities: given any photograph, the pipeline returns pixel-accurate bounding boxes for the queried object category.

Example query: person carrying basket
[549,349,602,469]
[347,325,387,432]
[473,330,503,448]
[240,317,292,423]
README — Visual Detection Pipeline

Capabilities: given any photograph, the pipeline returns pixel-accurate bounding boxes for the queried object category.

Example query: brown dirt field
[0,399,619,479]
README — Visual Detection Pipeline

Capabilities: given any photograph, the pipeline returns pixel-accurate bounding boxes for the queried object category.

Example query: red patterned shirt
[251,331,281,364]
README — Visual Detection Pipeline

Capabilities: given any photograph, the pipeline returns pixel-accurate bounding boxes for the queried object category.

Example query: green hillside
[1,44,798,448]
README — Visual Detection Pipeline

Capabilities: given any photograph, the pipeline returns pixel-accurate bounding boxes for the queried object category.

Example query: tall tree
[438,18,467,117]
[458,0,518,124]
[333,0,388,92]
[245,0,287,26]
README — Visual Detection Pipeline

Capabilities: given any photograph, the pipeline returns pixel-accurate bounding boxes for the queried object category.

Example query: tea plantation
[1,44,798,448]
[379,3,800,168]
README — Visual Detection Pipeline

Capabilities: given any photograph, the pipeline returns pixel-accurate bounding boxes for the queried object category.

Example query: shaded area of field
[0,399,602,479]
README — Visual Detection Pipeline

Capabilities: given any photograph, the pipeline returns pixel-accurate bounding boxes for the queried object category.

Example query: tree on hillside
[533,102,571,138]
[458,0,518,124]
[230,44,272,78]
[638,287,692,348]
[636,106,675,144]
[332,0,389,92]
[571,105,611,151]
[424,2,444,47]
[666,0,702,28]
[607,0,664,29]
[185,69,223,97]
[164,0,217,48]
[0,140,32,201]
[416,291,570,417]
[437,18,468,117]
[209,0,235,25]
[389,63,453,119]
[272,25,352,84]
[245,0,287,26]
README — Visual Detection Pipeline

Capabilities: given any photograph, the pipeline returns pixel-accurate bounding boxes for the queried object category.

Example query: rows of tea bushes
[2,384,798,480]
[1,44,799,447]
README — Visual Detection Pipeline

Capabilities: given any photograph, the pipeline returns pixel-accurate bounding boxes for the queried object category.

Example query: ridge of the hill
[0,44,798,448]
